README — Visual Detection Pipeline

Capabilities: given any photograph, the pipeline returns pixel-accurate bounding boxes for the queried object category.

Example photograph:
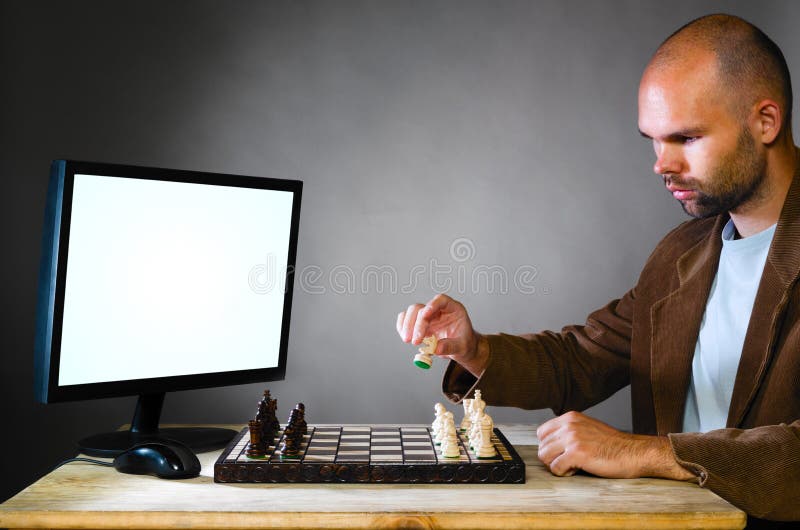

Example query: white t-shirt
[682,219,777,433]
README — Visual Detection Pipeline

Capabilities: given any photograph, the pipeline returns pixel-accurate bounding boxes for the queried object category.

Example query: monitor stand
[77,393,238,457]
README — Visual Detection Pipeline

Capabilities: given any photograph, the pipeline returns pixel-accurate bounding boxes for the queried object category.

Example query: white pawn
[413,335,438,369]
[440,418,460,458]
[431,402,445,439]
[435,410,454,445]
[460,398,473,433]
[475,414,496,459]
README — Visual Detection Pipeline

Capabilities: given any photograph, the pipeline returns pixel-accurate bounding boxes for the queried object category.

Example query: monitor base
[77,393,237,457]
[78,427,238,457]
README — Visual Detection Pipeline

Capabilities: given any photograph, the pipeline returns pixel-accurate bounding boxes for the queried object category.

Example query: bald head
[646,14,793,134]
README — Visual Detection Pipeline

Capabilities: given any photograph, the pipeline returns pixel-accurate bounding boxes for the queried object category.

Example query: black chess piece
[279,424,300,458]
[256,389,271,422]
[293,403,308,435]
[267,396,280,435]
[246,420,267,458]
[255,389,279,446]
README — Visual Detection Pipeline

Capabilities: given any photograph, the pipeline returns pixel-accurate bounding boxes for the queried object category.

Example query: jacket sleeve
[442,288,635,415]
[669,424,800,521]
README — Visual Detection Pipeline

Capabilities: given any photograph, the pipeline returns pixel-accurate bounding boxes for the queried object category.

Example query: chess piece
[431,403,446,440]
[279,424,301,458]
[256,389,272,420]
[293,403,308,435]
[413,335,437,369]
[471,390,485,422]
[460,398,473,433]
[440,418,460,458]
[469,397,492,448]
[475,414,497,459]
[435,410,454,446]
[286,406,303,433]
[246,419,267,459]
[256,389,280,446]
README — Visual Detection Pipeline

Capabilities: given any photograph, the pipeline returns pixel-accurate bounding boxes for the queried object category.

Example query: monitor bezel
[35,160,302,403]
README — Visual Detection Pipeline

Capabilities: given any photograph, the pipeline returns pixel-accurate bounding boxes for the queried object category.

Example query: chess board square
[370,446,402,452]
[402,441,432,447]
[340,434,370,440]
[304,455,336,462]
[404,449,435,455]
[402,434,430,440]
[371,440,401,446]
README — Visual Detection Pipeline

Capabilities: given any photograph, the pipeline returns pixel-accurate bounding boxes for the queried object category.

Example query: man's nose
[653,144,684,175]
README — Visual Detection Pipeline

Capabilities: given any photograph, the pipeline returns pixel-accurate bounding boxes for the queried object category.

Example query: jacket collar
[650,149,800,434]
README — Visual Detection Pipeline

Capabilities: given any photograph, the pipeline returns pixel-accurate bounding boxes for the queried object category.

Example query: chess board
[214,425,525,484]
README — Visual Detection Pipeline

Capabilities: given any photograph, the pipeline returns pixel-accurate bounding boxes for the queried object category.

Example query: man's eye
[683,136,699,144]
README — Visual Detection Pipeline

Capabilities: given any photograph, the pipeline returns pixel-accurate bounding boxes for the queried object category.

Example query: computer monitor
[34,160,302,456]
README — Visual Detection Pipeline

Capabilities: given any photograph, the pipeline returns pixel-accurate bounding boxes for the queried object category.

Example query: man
[396,14,799,526]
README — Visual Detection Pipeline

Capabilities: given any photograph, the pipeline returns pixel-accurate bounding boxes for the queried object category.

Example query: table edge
[0,509,747,530]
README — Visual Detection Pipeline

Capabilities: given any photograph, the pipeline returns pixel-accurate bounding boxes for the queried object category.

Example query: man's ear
[754,99,783,145]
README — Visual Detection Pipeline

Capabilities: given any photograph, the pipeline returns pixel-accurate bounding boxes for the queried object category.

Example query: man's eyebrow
[638,127,707,141]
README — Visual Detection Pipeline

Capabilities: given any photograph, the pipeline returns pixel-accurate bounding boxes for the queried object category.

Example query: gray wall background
[2,0,798,502]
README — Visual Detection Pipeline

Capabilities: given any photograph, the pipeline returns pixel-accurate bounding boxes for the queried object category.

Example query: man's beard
[665,129,767,219]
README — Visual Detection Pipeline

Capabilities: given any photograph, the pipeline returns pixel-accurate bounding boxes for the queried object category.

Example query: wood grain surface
[0,424,745,530]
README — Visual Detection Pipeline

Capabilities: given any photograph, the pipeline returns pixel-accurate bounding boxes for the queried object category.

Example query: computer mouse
[113,440,201,479]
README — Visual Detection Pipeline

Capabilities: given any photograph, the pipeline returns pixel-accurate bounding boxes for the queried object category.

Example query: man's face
[637,55,766,218]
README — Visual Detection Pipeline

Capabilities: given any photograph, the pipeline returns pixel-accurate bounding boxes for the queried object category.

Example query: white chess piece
[413,335,438,369]
[469,399,485,446]
[431,403,445,440]
[440,418,460,458]
[475,414,496,459]
[460,398,473,433]
[471,390,485,421]
[435,410,454,445]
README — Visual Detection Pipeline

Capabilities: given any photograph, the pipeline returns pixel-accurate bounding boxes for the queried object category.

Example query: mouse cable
[51,457,115,473]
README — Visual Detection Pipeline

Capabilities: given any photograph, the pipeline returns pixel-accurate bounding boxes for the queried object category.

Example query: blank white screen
[58,174,294,386]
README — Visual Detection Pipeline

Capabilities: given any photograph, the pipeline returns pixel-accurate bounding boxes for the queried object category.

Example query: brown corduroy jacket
[442,161,800,523]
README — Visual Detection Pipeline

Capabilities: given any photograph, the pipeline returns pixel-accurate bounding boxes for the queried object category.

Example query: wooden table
[0,424,745,529]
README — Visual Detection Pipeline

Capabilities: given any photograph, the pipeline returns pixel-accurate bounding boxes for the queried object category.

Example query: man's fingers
[398,294,461,344]
[548,453,578,477]
[536,416,561,442]
[411,294,458,344]
[401,304,425,342]
[412,305,438,345]
[537,410,586,442]
[536,438,561,467]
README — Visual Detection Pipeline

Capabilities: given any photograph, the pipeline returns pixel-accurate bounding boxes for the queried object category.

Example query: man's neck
[729,144,798,238]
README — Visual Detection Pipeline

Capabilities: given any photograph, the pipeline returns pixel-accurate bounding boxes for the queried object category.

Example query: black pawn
[279,425,300,458]
[293,403,307,435]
